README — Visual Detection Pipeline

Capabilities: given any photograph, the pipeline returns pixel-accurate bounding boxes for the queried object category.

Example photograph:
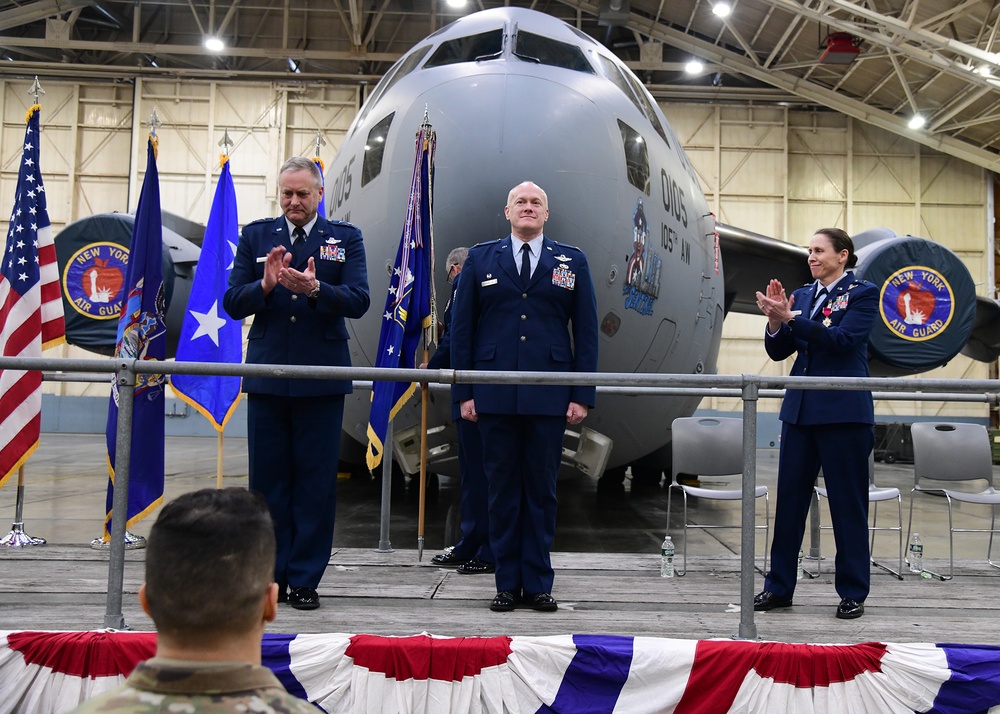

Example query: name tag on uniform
[481,278,498,287]
[320,245,346,262]
[552,263,576,290]
[256,256,267,263]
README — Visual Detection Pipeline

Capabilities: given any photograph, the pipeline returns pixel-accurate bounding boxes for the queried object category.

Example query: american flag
[0,104,65,488]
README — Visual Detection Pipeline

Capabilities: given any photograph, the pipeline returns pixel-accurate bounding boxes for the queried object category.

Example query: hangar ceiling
[1,0,998,172]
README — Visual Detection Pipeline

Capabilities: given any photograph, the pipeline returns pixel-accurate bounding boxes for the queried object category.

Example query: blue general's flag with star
[366,121,436,471]
[169,156,242,429]
[102,132,166,540]
[0,104,65,488]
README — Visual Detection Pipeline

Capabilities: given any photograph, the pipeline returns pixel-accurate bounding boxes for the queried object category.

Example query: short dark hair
[814,227,858,268]
[144,488,275,643]
[279,156,323,188]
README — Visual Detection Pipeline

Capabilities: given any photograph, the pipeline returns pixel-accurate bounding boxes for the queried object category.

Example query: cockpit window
[350,46,430,139]
[594,54,669,146]
[512,29,594,73]
[424,29,504,68]
[362,112,394,188]
[618,120,650,196]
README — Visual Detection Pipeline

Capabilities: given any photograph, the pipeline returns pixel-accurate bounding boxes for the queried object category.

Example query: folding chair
[907,422,1000,580]
[814,451,904,579]
[666,416,768,576]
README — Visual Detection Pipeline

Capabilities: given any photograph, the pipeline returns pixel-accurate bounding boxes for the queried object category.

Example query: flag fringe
[170,382,242,433]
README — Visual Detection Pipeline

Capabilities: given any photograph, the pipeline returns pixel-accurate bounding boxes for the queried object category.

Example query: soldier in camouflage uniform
[70,488,322,713]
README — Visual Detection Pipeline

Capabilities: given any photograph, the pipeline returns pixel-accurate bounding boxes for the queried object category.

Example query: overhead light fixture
[287,58,300,73]
[598,0,629,26]
[685,59,705,75]
[908,114,926,130]
[446,0,466,7]
[204,36,224,52]
[712,3,731,18]
[819,33,860,64]
[976,65,992,77]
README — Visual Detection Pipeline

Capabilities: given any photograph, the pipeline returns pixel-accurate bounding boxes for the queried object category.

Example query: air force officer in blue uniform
[223,157,370,611]
[753,228,877,620]
[450,181,598,613]
[426,248,495,575]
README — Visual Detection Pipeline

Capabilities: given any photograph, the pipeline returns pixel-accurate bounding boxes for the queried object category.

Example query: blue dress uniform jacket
[223,216,370,395]
[450,235,598,599]
[763,271,877,603]
[222,215,369,593]
[765,272,877,426]
[450,236,598,413]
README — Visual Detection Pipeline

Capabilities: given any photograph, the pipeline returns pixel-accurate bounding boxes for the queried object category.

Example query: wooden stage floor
[1,434,998,645]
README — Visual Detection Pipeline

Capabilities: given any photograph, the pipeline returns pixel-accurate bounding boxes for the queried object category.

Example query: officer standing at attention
[450,181,599,612]
[223,157,370,611]
[753,227,877,620]
[426,247,495,575]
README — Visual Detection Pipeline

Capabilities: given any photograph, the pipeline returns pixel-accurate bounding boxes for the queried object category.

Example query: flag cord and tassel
[0,467,46,547]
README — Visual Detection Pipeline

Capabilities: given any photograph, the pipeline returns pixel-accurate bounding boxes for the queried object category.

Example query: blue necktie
[519,243,531,288]
[812,287,828,318]
[292,226,306,262]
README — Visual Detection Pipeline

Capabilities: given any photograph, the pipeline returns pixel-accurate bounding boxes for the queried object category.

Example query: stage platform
[3,434,1000,712]
[0,432,997,643]
[1,546,999,645]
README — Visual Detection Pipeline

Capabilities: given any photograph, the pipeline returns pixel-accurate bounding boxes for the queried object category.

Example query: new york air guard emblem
[62,242,129,320]
[879,265,954,341]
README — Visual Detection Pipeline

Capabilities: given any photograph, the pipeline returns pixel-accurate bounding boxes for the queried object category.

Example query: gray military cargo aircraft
[323,6,999,489]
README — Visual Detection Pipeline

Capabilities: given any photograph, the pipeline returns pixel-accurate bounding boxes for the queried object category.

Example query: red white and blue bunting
[2,630,1000,713]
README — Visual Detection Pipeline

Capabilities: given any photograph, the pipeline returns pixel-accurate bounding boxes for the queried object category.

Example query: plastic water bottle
[796,549,804,580]
[908,533,923,573]
[660,535,675,578]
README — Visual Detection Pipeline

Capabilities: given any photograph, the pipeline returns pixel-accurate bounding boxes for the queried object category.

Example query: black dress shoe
[489,590,518,612]
[836,597,865,619]
[457,558,495,575]
[525,592,558,612]
[753,590,793,611]
[431,547,469,567]
[288,587,320,610]
[277,588,288,603]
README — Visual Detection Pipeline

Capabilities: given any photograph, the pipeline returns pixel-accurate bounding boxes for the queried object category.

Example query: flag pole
[417,346,430,561]
[216,430,224,489]
[0,466,46,547]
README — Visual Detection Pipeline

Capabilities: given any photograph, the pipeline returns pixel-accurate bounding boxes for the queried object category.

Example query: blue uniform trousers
[247,393,344,590]
[451,418,494,564]
[765,421,874,602]
[478,413,564,596]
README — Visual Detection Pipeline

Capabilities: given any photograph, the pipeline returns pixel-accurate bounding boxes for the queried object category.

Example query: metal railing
[2,354,998,639]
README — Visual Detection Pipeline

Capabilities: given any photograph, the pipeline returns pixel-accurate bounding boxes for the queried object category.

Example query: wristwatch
[786,317,796,329]
[307,281,321,300]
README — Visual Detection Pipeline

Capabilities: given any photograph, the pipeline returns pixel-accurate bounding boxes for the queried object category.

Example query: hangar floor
[0,433,997,644]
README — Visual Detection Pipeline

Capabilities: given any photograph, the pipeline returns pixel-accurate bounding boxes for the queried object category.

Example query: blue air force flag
[102,133,166,539]
[365,121,436,471]
[170,156,242,430]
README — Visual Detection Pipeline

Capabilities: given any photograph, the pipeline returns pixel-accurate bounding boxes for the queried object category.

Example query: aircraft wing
[716,223,811,316]
[961,295,1000,362]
